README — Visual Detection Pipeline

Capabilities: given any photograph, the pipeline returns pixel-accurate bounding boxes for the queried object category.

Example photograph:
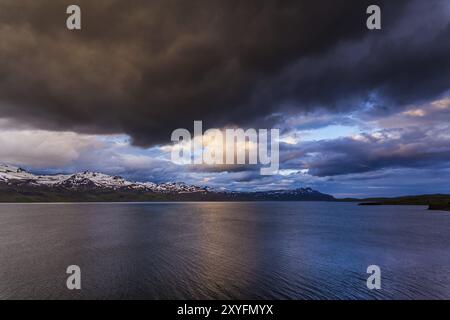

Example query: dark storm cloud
[0,0,449,146]
[277,2,450,113]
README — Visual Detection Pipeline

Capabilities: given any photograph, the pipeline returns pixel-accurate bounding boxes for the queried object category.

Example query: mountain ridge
[0,164,335,202]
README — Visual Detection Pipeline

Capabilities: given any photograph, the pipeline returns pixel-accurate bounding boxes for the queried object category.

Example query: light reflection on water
[0,202,450,299]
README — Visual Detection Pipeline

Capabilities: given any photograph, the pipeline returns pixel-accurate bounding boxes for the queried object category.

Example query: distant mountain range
[0,164,335,202]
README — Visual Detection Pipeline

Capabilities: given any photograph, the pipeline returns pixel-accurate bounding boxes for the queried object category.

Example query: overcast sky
[1,0,450,197]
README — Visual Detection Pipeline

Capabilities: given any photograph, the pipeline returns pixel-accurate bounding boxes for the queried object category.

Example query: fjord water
[0,202,449,299]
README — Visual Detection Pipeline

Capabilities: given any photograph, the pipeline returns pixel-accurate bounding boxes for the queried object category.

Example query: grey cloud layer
[4,0,447,147]
[281,125,450,177]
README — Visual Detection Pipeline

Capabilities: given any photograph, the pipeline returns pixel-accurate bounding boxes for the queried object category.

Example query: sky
[0,0,450,197]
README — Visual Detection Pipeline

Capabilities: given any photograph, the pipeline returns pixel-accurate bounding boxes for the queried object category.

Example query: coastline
[339,194,450,212]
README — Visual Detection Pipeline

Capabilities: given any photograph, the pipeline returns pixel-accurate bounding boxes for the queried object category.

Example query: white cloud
[0,129,102,168]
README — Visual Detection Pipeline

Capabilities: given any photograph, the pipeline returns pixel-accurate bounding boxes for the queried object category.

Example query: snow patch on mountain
[0,164,206,193]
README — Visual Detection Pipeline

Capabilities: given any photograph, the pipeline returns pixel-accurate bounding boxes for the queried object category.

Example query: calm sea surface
[0,202,449,299]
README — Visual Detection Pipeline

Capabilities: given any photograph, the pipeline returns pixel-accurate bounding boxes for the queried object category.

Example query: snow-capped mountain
[0,164,206,193]
[224,187,335,201]
[0,163,334,202]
